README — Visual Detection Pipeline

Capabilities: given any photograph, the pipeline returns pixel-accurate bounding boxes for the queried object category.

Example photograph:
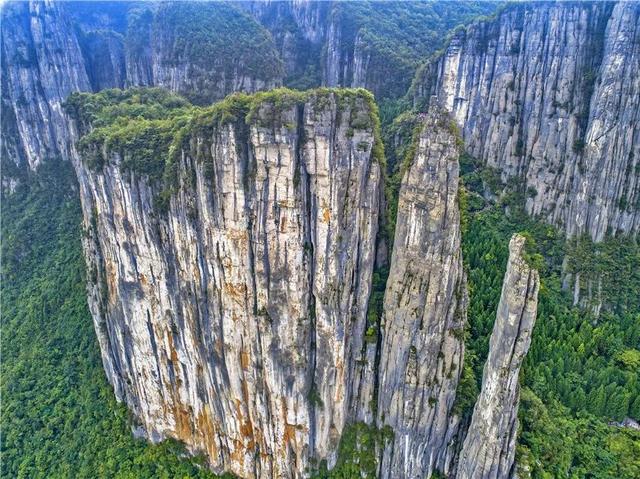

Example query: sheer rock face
[242,0,372,93]
[1,1,283,172]
[415,2,640,241]
[72,92,382,479]
[1,0,91,170]
[377,110,467,479]
[456,234,540,479]
[123,3,283,106]
[241,1,331,80]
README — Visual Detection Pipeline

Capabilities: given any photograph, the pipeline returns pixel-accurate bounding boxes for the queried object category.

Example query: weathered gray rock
[1,1,284,174]
[1,0,91,170]
[456,234,540,479]
[377,109,467,479]
[244,1,498,100]
[415,2,640,241]
[70,90,382,478]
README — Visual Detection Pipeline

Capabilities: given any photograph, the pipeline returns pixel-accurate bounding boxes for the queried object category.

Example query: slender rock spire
[378,109,467,478]
[456,233,540,479]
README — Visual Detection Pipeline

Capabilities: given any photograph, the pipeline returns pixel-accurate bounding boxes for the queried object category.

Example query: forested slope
[448,143,640,477]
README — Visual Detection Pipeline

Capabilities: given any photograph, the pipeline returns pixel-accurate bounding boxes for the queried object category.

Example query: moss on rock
[67,86,386,212]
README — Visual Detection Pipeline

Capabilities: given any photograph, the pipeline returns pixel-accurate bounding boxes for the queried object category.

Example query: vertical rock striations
[415,2,640,240]
[456,234,540,479]
[1,1,283,174]
[377,109,467,478]
[1,0,91,170]
[68,88,383,478]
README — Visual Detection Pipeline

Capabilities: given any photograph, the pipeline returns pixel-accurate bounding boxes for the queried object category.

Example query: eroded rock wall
[71,90,382,478]
[124,3,283,105]
[415,2,640,240]
[377,110,467,478]
[1,0,91,170]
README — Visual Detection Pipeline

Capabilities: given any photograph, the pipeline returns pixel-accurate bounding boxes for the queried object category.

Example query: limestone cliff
[1,0,91,171]
[242,0,382,92]
[377,110,467,478]
[67,85,543,479]
[414,2,640,241]
[68,88,383,478]
[456,234,540,479]
[1,1,283,173]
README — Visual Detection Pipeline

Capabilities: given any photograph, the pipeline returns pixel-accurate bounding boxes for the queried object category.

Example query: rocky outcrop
[124,3,283,105]
[415,2,640,241]
[69,88,383,478]
[322,11,368,92]
[456,234,540,479]
[377,110,467,478]
[68,87,544,479]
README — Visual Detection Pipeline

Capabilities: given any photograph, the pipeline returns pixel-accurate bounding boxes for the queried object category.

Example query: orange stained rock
[234,399,256,450]
[240,350,250,370]
[196,406,218,459]
[227,228,249,242]
[173,403,193,441]
[167,331,179,364]
[283,423,298,445]
[224,281,247,301]
[322,207,331,223]
[104,260,117,303]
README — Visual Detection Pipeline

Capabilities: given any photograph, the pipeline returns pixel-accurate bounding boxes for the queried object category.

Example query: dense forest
[459,184,640,478]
